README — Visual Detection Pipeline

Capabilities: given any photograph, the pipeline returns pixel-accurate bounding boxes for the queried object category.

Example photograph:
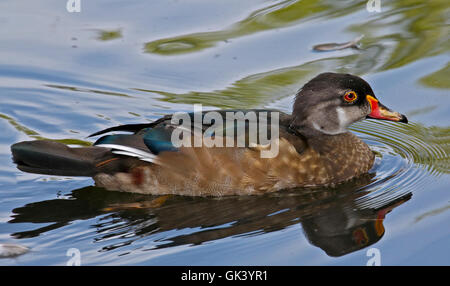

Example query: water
[0,0,449,265]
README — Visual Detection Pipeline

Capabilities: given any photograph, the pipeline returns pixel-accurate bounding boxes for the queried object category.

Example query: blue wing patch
[142,127,178,154]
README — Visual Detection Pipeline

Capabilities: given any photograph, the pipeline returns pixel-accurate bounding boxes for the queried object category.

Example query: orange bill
[366,95,408,123]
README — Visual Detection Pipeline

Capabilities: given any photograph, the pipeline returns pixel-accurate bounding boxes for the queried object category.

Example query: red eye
[344,91,357,103]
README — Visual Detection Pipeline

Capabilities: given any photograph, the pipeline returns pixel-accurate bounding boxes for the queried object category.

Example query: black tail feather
[11,140,113,176]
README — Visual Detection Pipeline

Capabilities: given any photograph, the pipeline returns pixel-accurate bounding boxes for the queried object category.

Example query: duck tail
[11,140,116,177]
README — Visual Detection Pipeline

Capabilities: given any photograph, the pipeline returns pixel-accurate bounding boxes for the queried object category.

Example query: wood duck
[11,73,407,196]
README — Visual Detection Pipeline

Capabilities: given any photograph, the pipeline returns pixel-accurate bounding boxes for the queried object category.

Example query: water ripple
[350,120,449,209]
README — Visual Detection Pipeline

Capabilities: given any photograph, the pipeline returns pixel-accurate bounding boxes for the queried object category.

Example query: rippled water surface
[0,0,449,265]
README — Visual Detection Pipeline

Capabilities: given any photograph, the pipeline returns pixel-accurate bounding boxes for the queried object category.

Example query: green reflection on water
[0,114,39,137]
[415,204,450,223]
[140,0,449,110]
[349,0,450,71]
[45,84,131,98]
[144,0,449,66]
[419,63,450,89]
[97,29,122,41]
[144,0,366,55]
[135,55,369,109]
[0,113,92,147]
[136,66,312,108]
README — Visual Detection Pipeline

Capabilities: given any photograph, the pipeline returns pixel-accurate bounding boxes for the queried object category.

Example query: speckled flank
[94,132,375,196]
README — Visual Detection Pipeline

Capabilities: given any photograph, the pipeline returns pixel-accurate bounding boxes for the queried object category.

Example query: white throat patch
[312,107,349,135]
[336,107,351,129]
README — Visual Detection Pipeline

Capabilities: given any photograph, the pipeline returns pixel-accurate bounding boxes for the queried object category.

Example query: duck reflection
[9,173,410,257]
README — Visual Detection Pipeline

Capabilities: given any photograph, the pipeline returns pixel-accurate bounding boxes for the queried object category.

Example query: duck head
[290,72,407,136]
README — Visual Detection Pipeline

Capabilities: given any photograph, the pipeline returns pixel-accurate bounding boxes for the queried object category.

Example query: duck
[11,72,407,196]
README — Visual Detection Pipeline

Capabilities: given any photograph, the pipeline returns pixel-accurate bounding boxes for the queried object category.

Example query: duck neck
[288,123,354,154]
[305,132,353,154]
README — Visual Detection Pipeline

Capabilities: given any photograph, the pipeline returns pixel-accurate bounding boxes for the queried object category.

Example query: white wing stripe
[96,143,158,164]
